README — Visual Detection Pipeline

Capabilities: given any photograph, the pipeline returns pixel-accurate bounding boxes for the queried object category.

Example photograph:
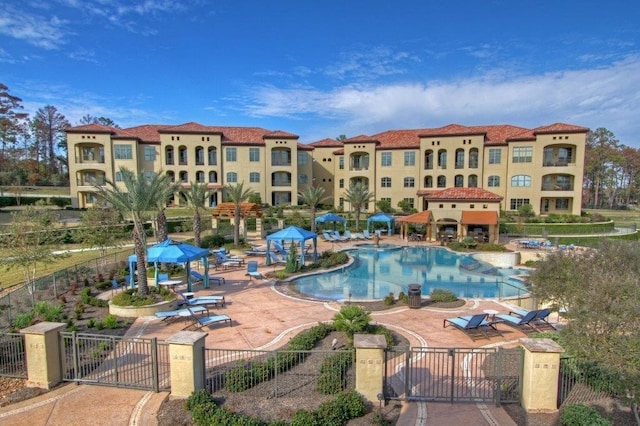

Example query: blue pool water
[292,245,529,301]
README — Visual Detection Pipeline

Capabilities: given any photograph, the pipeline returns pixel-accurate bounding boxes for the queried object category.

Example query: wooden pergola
[211,203,264,238]
[396,211,434,241]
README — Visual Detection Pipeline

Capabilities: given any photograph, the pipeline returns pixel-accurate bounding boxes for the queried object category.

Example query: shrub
[398,291,408,304]
[102,315,119,329]
[430,288,458,303]
[95,280,112,291]
[383,292,395,306]
[12,312,35,330]
[275,271,287,280]
[560,403,612,426]
[201,234,228,249]
[316,351,354,394]
[87,319,96,328]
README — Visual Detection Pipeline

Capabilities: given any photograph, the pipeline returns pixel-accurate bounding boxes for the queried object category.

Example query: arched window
[468,148,479,168]
[454,175,464,187]
[437,150,447,169]
[166,171,175,182]
[455,149,464,169]
[179,171,188,182]
[424,176,433,188]
[424,150,434,169]
[208,147,217,165]
[511,175,531,187]
[196,171,204,182]
[165,146,174,165]
[178,146,187,165]
[195,146,204,165]
[488,175,500,187]
[468,175,478,187]
[437,175,446,188]
[208,171,217,183]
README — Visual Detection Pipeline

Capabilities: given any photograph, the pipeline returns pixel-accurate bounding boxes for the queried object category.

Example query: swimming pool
[291,245,529,301]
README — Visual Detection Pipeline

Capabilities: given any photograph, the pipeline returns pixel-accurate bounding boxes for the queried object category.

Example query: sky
[1,0,640,146]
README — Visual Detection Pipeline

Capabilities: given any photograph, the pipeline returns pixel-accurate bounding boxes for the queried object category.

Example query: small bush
[383,292,395,306]
[398,291,408,304]
[275,271,288,280]
[430,288,458,303]
[560,403,612,426]
[87,319,96,328]
[102,314,119,329]
[12,312,35,330]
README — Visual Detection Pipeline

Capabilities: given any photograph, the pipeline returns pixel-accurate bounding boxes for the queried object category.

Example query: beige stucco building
[66,121,587,239]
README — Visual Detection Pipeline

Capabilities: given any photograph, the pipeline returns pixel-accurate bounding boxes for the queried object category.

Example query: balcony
[272,180,292,187]
[543,160,572,167]
[77,177,105,187]
[541,182,574,191]
[271,159,292,166]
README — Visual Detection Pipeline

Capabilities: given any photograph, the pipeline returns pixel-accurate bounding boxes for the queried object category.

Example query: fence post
[520,338,564,414]
[166,330,208,398]
[20,322,66,389]
[354,333,387,403]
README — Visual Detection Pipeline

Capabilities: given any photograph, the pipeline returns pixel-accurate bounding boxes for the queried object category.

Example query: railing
[557,356,619,408]
[0,333,26,378]
[543,160,572,167]
[541,183,573,191]
[271,159,291,166]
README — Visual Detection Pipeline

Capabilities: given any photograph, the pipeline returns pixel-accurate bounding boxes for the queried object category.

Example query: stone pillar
[354,334,387,403]
[166,331,208,398]
[211,217,218,231]
[239,218,247,239]
[520,338,564,413]
[21,322,66,389]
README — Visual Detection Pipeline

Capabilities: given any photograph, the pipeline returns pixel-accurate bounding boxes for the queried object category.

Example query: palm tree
[184,181,209,247]
[298,186,328,233]
[343,182,375,231]
[333,305,371,338]
[154,175,180,243]
[96,167,168,296]
[224,181,254,246]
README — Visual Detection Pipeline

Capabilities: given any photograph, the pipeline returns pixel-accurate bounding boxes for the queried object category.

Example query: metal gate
[384,347,522,404]
[61,332,170,391]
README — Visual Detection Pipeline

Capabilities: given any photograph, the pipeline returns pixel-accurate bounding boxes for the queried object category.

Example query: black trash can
[408,284,422,309]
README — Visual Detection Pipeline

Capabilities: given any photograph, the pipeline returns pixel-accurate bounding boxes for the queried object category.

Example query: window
[511,175,532,187]
[402,198,414,209]
[178,146,187,165]
[114,144,132,160]
[339,157,344,170]
[208,171,217,183]
[424,176,433,188]
[468,148,478,168]
[468,175,478,187]
[404,152,415,166]
[208,147,217,165]
[250,148,260,162]
[488,148,501,164]
[488,175,500,187]
[455,149,464,169]
[403,177,415,188]
[512,146,533,163]
[339,179,344,188]
[298,174,308,184]
[454,175,464,187]
[424,150,434,169]
[510,198,530,210]
[196,171,204,183]
[250,172,260,183]
[144,146,156,161]
[437,175,446,188]
[437,150,447,169]
[179,171,188,182]
[381,177,392,188]
[165,146,174,165]
[297,151,308,165]
[381,152,392,167]
[556,198,569,210]
[195,146,204,165]
[115,171,123,182]
[226,172,237,183]
[226,148,237,162]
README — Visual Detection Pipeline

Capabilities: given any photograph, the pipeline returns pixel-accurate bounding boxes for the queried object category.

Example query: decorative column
[21,322,66,389]
[166,331,208,398]
[354,334,387,403]
[520,338,564,414]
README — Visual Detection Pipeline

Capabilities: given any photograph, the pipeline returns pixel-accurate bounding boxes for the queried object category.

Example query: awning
[460,211,498,225]
[396,210,431,224]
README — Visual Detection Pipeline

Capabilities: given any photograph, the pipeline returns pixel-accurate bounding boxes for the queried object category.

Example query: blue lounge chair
[443,313,502,339]
[272,241,289,256]
[268,251,286,265]
[154,306,207,323]
[322,231,338,242]
[178,291,225,308]
[509,308,553,329]
[190,270,225,286]
[362,230,374,240]
[495,310,539,331]
[344,230,360,241]
[184,308,232,330]
[216,251,245,268]
[332,230,348,241]
[246,260,264,280]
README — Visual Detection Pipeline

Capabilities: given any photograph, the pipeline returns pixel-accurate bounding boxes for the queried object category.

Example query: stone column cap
[520,337,564,353]
[166,330,208,345]
[354,333,387,348]
[21,322,67,334]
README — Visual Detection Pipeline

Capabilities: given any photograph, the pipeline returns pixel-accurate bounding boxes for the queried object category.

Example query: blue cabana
[314,212,347,230]
[128,239,210,292]
[265,226,318,266]
[366,213,395,235]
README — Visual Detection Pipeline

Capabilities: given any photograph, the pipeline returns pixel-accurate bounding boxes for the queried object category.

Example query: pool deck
[1,234,551,425]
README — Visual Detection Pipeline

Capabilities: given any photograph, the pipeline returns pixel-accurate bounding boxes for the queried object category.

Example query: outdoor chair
[246,260,265,280]
[216,252,244,269]
[272,241,289,256]
[322,231,338,242]
[354,232,366,240]
[111,279,125,295]
[190,270,225,286]
[509,308,554,329]
[154,305,207,323]
[495,310,539,331]
[268,251,286,265]
[344,230,360,241]
[184,308,232,330]
[178,291,225,308]
[157,273,169,282]
[443,313,502,339]
[332,230,349,241]
[362,230,374,239]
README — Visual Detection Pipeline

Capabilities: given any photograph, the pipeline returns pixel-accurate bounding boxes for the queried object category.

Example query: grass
[584,208,640,227]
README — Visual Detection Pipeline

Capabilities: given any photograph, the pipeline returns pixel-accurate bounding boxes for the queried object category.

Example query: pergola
[396,211,434,241]
[211,202,263,238]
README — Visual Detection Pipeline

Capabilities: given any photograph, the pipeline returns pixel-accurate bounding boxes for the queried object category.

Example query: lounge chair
[190,270,225,286]
[332,230,348,241]
[111,279,125,295]
[154,306,207,323]
[509,308,553,329]
[344,230,360,241]
[178,291,225,308]
[495,310,539,331]
[443,313,502,339]
[322,231,338,242]
[246,260,265,280]
[268,251,286,265]
[184,308,232,330]
[272,241,289,256]
[362,230,374,240]
[216,251,245,269]
[354,232,366,240]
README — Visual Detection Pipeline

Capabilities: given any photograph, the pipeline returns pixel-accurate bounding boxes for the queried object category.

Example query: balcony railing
[543,160,572,167]
[77,178,105,186]
[272,180,292,187]
[542,183,573,191]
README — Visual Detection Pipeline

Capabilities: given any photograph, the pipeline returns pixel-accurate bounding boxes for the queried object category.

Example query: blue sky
[1,0,639,146]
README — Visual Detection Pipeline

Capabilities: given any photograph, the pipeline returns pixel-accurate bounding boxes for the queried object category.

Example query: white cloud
[0,6,68,49]
[242,55,640,146]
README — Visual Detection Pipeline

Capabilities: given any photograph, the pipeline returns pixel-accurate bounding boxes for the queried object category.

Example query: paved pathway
[0,235,539,425]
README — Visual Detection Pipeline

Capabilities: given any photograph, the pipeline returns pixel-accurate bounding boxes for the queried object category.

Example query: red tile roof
[66,124,118,134]
[396,210,432,223]
[425,187,503,201]
[309,138,344,148]
[461,211,499,225]
[533,122,590,134]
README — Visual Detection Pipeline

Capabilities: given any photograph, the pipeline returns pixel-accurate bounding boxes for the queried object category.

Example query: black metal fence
[203,348,355,400]
[557,356,618,408]
[0,251,131,331]
[0,333,26,378]
[60,332,170,391]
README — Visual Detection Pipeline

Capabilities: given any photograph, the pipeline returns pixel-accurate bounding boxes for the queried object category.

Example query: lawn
[584,207,640,228]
